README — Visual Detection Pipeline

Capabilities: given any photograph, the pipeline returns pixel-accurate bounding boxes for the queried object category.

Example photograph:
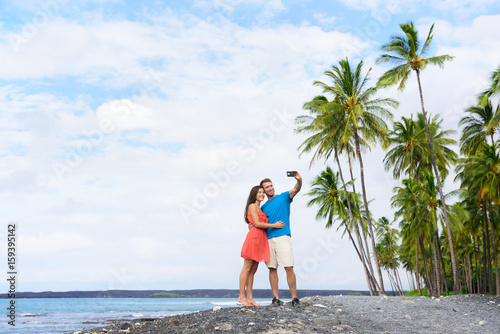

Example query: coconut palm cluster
[297,22,500,297]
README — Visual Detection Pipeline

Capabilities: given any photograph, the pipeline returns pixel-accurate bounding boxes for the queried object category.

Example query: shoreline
[73,294,500,333]
[0,289,371,299]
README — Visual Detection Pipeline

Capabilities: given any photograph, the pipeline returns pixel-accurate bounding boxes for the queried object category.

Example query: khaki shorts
[266,235,294,269]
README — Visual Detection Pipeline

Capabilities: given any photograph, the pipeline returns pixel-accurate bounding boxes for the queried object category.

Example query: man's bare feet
[237,297,252,306]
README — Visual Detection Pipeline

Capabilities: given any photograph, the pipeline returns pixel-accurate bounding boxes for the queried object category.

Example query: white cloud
[313,12,337,28]
[194,0,286,19]
[23,231,94,255]
[336,0,498,16]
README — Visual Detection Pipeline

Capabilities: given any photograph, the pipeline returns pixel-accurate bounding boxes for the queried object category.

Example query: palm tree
[489,65,500,95]
[305,166,380,293]
[383,115,426,179]
[392,177,430,295]
[376,21,460,293]
[467,144,500,295]
[305,167,351,228]
[414,113,457,180]
[311,58,398,294]
[459,99,499,155]
[375,217,404,295]
[417,170,448,297]
[481,65,500,103]
[384,113,457,180]
[297,95,379,294]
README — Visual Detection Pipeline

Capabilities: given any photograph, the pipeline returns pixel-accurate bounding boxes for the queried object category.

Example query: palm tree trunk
[342,223,380,294]
[415,70,459,294]
[474,237,480,293]
[481,228,488,293]
[461,259,468,294]
[420,236,433,296]
[389,246,402,296]
[437,237,449,296]
[387,271,396,296]
[488,199,499,295]
[347,154,377,283]
[429,239,437,297]
[407,271,415,291]
[484,206,494,294]
[394,266,404,296]
[411,169,422,296]
[463,254,472,293]
[353,128,386,294]
[467,253,473,294]
[432,232,441,297]
[415,239,422,295]
[334,148,377,296]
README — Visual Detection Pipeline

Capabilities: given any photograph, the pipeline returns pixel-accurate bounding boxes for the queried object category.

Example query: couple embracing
[238,172,302,307]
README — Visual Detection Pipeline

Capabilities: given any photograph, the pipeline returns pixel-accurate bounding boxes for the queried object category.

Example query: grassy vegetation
[151,292,186,298]
[405,288,456,297]
[347,292,364,296]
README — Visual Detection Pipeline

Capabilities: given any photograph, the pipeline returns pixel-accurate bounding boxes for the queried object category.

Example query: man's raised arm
[289,171,302,199]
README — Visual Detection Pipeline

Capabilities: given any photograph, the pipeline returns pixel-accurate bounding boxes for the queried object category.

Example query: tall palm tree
[417,170,447,297]
[467,144,500,295]
[392,177,432,295]
[384,113,457,180]
[376,21,460,293]
[456,143,500,295]
[304,166,380,293]
[459,99,499,155]
[481,65,500,103]
[414,113,457,180]
[296,95,359,166]
[489,65,500,95]
[375,217,404,295]
[383,115,426,179]
[311,58,398,294]
[305,167,351,228]
[297,93,379,294]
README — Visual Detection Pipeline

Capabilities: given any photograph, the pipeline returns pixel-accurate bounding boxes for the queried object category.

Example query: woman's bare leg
[246,261,261,306]
[238,259,254,306]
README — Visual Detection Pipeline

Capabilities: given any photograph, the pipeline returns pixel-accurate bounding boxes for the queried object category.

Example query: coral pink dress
[241,211,270,262]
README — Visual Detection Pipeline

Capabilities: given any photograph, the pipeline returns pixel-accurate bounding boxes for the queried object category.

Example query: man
[260,171,302,307]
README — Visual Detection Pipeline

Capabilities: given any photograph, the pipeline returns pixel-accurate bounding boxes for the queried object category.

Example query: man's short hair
[260,178,272,187]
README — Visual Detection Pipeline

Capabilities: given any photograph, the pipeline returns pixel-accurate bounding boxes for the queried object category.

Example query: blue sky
[0,0,499,293]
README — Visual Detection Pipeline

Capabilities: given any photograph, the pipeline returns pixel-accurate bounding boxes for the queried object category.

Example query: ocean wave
[131,313,145,317]
[19,320,43,325]
[19,313,45,317]
[209,301,238,306]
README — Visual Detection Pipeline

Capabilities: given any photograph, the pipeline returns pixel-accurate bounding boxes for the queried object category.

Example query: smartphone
[286,171,296,177]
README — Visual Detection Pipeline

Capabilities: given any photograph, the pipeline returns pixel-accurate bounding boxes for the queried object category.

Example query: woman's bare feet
[237,297,253,306]
[247,299,262,306]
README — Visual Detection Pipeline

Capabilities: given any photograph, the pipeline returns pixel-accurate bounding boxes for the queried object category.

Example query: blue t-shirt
[261,191,293,239]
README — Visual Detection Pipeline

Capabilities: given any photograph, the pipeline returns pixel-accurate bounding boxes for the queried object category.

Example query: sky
[0,0,499,294]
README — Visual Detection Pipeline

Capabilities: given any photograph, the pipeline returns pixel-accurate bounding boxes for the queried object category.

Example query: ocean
[1,297,277,334]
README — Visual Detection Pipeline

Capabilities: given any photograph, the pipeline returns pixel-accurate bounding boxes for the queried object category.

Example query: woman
[238,185,284,306]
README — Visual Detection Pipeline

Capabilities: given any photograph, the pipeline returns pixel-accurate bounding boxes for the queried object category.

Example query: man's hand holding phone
[288,170,302,198]
[287,170,302,181]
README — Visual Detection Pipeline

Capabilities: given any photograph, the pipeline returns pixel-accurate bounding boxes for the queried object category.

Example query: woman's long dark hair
[244,185,262,224]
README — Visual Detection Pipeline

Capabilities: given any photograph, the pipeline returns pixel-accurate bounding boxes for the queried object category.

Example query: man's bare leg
[269,268,279,298]
[285,266,297,299]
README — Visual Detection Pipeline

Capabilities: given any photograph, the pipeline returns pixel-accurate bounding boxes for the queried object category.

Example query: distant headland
[0,289,370,299]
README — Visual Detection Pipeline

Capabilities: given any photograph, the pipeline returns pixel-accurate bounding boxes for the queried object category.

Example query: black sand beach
[73,294,500,333]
